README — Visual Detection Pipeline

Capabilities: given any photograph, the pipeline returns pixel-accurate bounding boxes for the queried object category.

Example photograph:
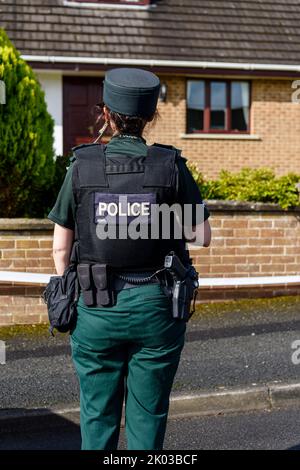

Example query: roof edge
[21,55,300,73]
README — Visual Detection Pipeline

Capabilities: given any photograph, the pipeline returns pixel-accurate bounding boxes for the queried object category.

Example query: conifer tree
[0,28,55,217]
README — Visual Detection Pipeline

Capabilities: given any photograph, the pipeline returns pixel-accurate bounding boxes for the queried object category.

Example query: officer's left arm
[52,224,74,276]
[48,157,76,275]
[176,155,211,247]
[185,219,212,247]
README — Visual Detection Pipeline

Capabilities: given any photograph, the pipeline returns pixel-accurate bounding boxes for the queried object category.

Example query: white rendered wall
[36,72,63,156]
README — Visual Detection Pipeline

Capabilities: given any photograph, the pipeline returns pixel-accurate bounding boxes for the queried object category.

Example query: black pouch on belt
[77,264,94,306]
[42,263,79,336]
[91,264,112,307]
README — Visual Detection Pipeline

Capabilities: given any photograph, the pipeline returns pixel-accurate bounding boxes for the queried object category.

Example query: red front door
[63,76,104,155]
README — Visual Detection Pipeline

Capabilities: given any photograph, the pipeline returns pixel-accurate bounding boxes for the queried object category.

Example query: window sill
[180,133,261,141]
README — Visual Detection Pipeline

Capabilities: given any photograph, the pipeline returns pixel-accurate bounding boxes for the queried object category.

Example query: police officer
[48,68,211,450]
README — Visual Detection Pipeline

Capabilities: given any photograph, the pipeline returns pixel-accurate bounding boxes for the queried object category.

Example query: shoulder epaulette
[152,142,185,159]
[72,143,99,153]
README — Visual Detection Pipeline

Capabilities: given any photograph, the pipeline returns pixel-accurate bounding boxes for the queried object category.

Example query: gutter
[21,55,300,73]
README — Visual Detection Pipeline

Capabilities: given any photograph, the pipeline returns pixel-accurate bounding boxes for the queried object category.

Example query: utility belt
[77,252,199,322]
[113,272,161,291]
[77,264,161,308]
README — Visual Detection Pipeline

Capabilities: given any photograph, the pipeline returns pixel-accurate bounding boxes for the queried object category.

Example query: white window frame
[63,0,155,10]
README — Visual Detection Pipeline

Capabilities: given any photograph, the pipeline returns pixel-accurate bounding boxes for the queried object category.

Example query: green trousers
[70,283,186,451]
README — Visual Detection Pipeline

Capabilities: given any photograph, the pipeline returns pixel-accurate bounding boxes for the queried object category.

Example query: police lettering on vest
[99,201,150,217]
[95,193,155,225]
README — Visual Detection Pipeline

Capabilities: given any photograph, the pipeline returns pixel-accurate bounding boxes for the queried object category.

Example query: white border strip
[199,276,300,288]
[0,271,299,287]
[21,55,300,73]
[0,271,54,285]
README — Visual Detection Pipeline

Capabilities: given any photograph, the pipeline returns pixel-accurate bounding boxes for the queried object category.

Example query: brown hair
[95,102,160,137]
[108,109,149,136]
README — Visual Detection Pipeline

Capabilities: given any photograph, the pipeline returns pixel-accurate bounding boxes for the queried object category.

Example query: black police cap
[103,68,161,119]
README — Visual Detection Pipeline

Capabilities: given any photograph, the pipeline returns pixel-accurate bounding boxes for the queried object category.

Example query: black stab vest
[71,142,189,270]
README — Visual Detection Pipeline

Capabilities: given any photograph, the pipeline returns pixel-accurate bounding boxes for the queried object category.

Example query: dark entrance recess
[63,76,108,155]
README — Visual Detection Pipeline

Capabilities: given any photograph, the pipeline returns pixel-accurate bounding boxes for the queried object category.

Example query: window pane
[210,82,226,130]
[187,80,205,132]
[231,82,249,131]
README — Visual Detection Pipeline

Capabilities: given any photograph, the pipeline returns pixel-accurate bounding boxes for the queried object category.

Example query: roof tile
[1,0,300,65]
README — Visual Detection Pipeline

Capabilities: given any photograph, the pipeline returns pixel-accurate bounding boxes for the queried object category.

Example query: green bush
[26,155,71,218]
[188,164,300,210]
[0,28,55,217]
[51,155,72,194]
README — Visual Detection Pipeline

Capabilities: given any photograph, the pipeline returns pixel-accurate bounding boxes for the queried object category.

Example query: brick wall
[0,204,299,325]
[199,202,300,277]
[0,220,54,326]
[146,76,300,179]
[198,201,300,301]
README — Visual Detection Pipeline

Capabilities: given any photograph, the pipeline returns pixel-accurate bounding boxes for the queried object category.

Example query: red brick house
[2,0,300,179]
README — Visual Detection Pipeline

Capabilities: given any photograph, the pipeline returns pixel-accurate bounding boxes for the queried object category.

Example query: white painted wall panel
[36,72,63,156]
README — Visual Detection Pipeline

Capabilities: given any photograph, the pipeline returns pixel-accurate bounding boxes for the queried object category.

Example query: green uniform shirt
[48,135,210,229]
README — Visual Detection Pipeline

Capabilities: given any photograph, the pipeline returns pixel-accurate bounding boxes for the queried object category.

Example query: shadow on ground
[0,409,81,450]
